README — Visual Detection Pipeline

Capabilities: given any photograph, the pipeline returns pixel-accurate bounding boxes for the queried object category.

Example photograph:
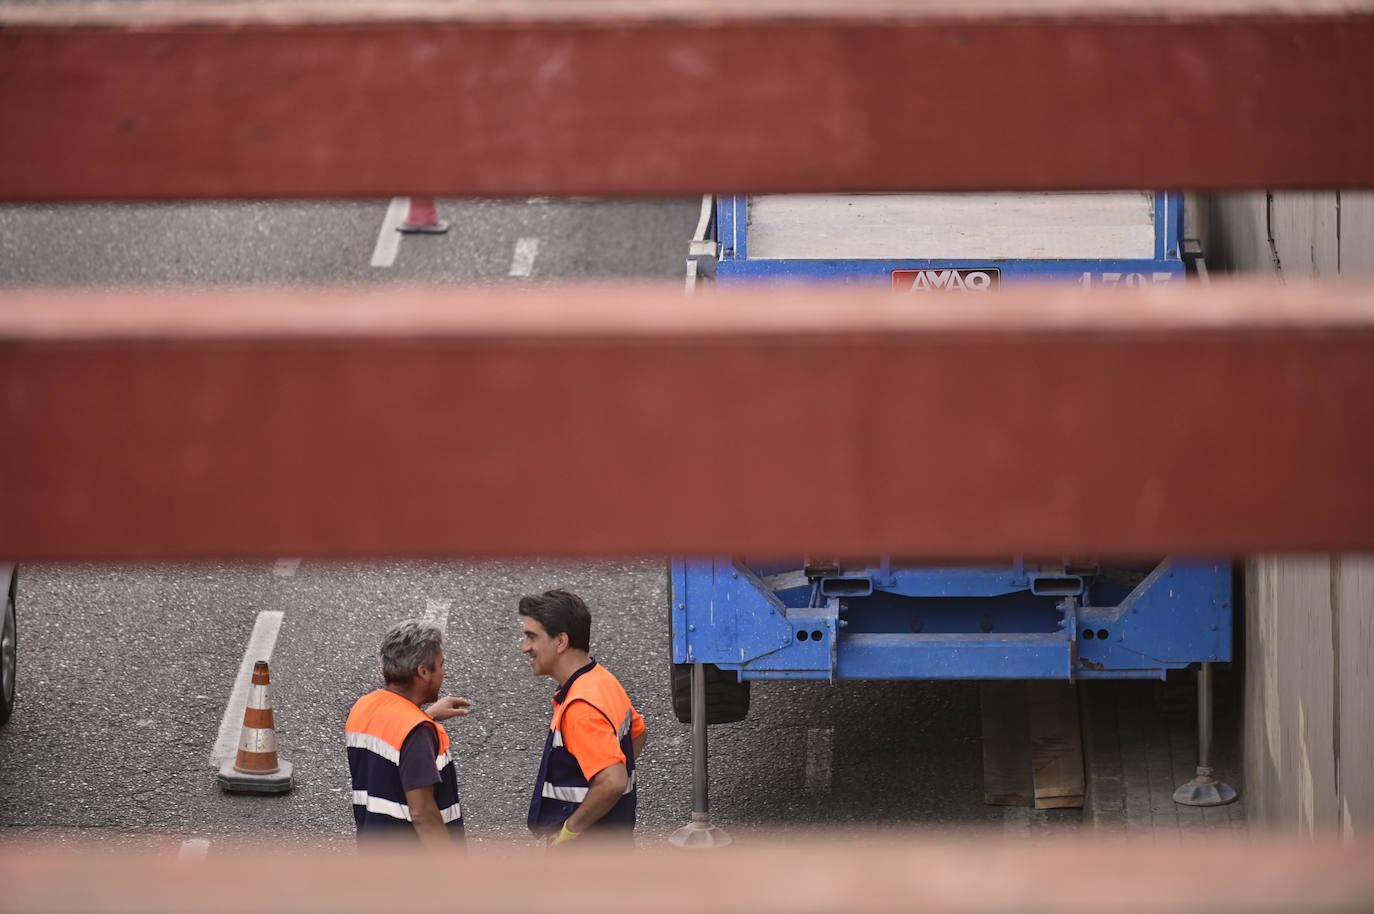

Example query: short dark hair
[518,589,591,651]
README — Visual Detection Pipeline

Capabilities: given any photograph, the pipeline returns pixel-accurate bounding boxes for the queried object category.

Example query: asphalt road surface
[0,197,1062,851]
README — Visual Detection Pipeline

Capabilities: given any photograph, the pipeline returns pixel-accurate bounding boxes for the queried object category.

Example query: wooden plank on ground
[1031,681,1085,809]
[981,681,1035,806]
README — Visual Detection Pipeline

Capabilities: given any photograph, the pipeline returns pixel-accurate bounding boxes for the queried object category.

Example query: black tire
[671,662,750,725]
[0,578,15,727]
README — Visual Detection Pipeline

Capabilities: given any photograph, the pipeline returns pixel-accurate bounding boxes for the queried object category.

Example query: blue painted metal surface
[672,191,1230,685]
[1074,559,1232,679]
[718,257,1185,284]
[673,559,792,667]
[835,633,1072,680]
[671,557,1230,681]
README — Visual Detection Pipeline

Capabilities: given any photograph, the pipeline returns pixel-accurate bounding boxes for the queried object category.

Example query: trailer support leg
[1173,662,1238,806]
[670,663,732,848]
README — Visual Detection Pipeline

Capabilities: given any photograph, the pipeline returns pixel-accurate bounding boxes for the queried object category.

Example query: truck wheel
[0,585,15,726]
[671,662,749,725]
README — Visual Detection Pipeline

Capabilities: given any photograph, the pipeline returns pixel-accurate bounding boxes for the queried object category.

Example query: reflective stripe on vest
[527,661,638,834]
[351,790,464,824]
[345,689,464,836]
[542,770,637,803]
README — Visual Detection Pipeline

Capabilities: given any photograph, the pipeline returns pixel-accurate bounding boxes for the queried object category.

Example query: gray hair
[380,619,443,684]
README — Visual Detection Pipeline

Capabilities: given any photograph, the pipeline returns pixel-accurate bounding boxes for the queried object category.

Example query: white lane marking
[424,599,453,630]
[370,197,410,267]
[508,237,540,277]
[526,196,550,205]
[804,727,834,793]
[211,611,285,766]
[272,558,301,578]
[692,193,713,241]
[178,838,210,859]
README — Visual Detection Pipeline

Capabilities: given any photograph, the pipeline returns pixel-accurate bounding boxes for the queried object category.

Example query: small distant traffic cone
[396,196,449,234]
[217,661,294,794]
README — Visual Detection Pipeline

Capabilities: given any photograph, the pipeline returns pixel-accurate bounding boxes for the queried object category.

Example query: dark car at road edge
[1,563,15,726]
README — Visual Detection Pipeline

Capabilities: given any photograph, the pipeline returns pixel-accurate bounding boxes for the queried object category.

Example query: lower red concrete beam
[2,280,1373,560]
[0,831,1371,914]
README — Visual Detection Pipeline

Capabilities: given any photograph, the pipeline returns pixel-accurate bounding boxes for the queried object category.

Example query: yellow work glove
[550,822,580,847]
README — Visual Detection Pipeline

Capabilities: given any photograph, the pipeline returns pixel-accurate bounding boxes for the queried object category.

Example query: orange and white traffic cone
[396,196,449,234]
[217,660,294,794]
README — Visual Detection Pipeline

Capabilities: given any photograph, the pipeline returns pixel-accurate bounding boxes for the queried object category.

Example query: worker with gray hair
[346,619,471,846]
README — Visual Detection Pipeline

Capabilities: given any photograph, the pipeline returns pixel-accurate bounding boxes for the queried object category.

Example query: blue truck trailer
[670,193,1234,846]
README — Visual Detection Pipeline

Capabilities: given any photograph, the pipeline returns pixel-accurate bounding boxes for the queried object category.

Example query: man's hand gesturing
[427,696,473,722]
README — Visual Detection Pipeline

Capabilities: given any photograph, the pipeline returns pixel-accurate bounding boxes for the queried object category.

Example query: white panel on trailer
[746,192,1158,260]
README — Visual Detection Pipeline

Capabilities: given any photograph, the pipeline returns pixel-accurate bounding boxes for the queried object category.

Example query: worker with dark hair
[346,619,471,847]
[520,589,646,846]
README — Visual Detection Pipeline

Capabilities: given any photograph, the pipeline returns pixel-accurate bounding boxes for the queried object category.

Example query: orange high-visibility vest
[528,661,637,835]
[346,689,463,837]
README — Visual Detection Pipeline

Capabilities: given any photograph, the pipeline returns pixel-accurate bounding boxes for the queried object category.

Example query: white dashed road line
[211,610,285,766]
[804,726,834,793]
[178,838,210,859]
[509,237,540,277]
[272,558,301,578]
[370,197,410,267]
[424,599,453,631]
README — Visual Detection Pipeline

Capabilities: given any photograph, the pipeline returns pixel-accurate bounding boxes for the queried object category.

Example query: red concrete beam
[0,831,1371,914]
[0,0,1371,199]
[3,279,1373,560]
